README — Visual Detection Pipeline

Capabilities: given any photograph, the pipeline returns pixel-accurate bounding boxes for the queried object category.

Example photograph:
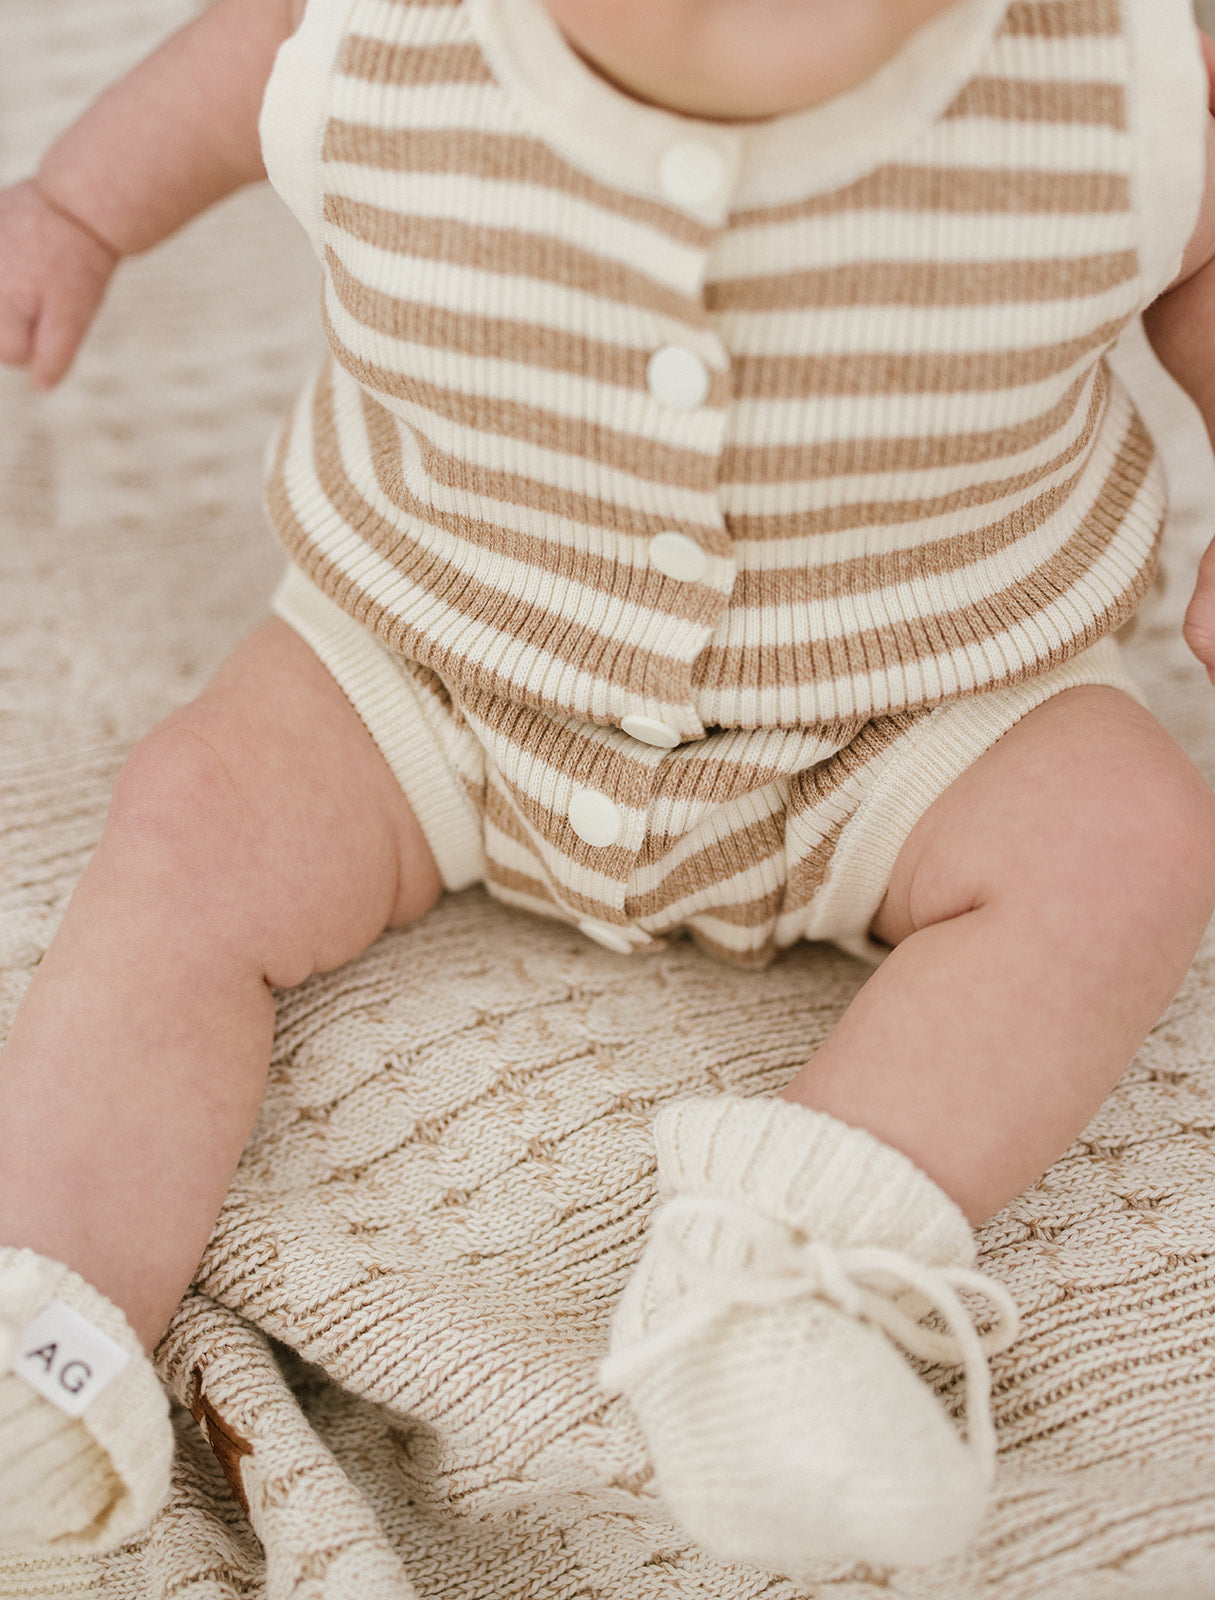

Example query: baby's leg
[785,685,1215,1224]
[0,619,440,1549]
[0,619,441,1344]
[608,687,1215,1575]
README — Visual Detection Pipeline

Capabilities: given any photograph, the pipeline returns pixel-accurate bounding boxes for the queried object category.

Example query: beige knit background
[2,2,1215,1597]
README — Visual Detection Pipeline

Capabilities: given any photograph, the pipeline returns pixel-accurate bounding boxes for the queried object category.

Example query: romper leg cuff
[273,565,486,893]
[789,636,1146,963]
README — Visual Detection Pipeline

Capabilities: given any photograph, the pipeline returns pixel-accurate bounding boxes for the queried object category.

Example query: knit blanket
[3,2,1215,1595]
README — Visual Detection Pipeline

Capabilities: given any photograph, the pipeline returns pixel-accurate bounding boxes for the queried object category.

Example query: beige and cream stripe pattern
[263,0,1192,962]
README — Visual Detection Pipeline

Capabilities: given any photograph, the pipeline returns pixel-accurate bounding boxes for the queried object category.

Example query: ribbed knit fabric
[603,1097,1019,1573]
[0,1248,173,1555]
[259,0,1205,964]
[650,1096,977,1256]
[264,0,1191,729]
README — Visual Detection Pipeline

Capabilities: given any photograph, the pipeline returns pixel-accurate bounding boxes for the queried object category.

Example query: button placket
[631,322,725,741]
[631,356,724,745]
[470,116,733,936]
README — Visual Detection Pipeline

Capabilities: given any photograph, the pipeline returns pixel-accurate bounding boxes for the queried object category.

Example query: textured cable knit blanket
[2,1,1215,1596]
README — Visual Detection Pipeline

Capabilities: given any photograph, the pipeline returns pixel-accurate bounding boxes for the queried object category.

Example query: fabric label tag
[12,1299,131,1418]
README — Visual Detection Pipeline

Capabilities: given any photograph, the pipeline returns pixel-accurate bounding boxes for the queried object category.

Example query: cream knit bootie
[601,1096,1019,1574]
[0,1246,174,1553]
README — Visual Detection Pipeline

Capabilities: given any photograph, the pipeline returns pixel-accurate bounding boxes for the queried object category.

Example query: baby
[2,0,1215,1577]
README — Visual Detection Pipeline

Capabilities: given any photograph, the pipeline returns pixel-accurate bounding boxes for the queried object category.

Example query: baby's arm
[0,0,299,390]
[1142,32,1215,683]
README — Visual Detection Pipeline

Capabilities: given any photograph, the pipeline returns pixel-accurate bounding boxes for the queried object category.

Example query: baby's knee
[889,691,1215,952]
[102,710,249,890]
[1118,746,1215,924]
[1050,725,1215,955]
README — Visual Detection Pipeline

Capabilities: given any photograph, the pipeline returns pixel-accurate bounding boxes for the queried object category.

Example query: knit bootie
[601,1096,1019,1574]
[0,1246,174,1553]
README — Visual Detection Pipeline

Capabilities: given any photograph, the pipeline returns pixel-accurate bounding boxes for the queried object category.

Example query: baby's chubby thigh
[102,617,444,987]
[871,684,1215,994]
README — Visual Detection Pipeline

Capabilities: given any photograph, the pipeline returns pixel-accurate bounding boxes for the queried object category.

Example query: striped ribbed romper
[259,0,1206,966]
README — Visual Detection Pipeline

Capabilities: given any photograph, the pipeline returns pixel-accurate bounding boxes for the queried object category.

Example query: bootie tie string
[601,1193,1020,1483]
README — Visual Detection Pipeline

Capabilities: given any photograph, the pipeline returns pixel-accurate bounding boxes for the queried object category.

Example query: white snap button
[658,140,729,209]
[646,346,711,411]
[568,788,624,847]
[647,531,708,583]
[621,714,681,749]
[578,919,636,955]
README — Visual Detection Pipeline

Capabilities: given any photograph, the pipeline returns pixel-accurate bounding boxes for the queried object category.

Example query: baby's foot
[602,1096,1018,1574]
[0,1246,173,1553]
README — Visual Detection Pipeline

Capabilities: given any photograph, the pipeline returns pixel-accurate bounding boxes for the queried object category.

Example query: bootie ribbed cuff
[0,1246,173,1554]
[653,1094,975,1266]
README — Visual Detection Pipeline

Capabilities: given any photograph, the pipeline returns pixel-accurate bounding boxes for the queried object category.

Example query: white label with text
[14,1300,130,1417]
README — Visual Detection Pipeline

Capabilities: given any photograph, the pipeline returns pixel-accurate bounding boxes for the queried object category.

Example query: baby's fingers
[27,293,92,390]
[0,293,36,372]
[1183,535,1215,684]
[22,259,111,390]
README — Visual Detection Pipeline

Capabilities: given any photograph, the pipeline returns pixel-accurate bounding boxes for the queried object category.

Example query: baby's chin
[544,0,962,123]
[567,65,827,125]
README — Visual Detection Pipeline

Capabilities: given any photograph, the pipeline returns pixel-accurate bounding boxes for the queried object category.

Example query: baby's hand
[0,179,119,390]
